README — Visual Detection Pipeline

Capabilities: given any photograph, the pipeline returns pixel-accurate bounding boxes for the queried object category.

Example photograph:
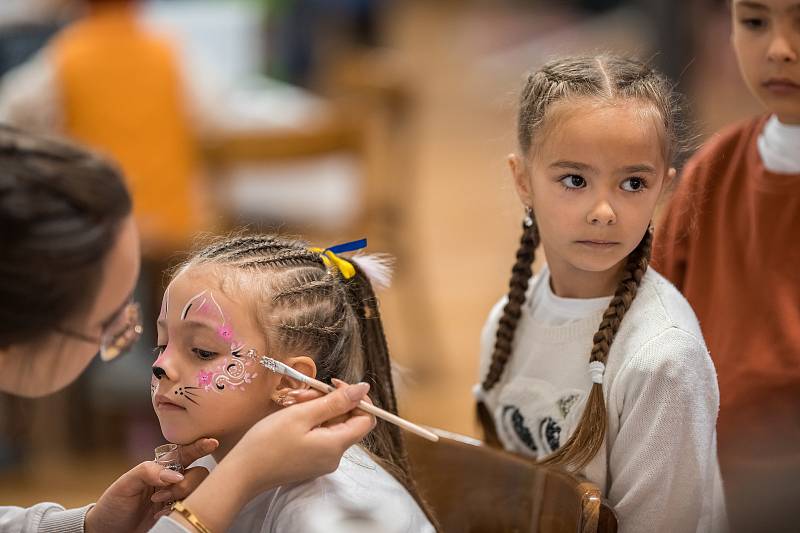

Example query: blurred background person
[0,0,207,259]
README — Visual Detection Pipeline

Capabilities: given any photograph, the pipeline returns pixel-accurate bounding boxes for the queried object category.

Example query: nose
[767,31,798,63]
[152,347,178,381]
[587,199,617,226]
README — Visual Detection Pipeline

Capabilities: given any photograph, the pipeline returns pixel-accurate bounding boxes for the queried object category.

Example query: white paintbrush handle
[258,355,439,442]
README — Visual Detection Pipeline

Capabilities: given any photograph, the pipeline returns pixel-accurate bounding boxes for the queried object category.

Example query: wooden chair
[406,429,618,533]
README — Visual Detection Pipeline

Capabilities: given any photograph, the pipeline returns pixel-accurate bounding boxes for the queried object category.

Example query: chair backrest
[406,429,618,533]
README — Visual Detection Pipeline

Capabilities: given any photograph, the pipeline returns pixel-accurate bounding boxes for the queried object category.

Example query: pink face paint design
[181,290,248,356]
[197,369,213,388]
[153,346,170,368]
[199,355,258,393]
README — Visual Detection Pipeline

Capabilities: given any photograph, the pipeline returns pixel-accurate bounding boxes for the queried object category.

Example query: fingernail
[286,389,305,398]
[151,490,172,503]
[162,470,184,483]
[204,438,218,451]
[345,382,370,401]
[331,378,346,387]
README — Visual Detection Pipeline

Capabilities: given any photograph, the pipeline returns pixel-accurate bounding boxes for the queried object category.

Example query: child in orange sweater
[652,1,800,531]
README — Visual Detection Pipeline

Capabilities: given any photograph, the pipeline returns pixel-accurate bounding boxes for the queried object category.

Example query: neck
[210,429,247,463]
[545,246,626,299]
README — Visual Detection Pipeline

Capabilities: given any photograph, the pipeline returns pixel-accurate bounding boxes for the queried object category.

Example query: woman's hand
[85,437,219,533]
[171,382,375,532]
[232,381,376,493]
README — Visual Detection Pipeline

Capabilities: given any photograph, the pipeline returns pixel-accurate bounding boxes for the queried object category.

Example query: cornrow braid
[197,235,266,259]
[174,234,440,530]
[271,278,335,302]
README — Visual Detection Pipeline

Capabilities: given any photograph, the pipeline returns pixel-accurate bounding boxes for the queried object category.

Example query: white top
[757,114,800,174]
[474,266,728,533]
[180,446,434,533]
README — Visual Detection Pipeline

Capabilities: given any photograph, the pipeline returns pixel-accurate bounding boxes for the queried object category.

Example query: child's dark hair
[176,235,439,529]
[478,54,681,470]
[0,125,132,349]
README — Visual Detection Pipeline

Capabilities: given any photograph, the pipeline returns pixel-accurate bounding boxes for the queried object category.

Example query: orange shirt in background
[653,115,800,530]
[52,4,202,251]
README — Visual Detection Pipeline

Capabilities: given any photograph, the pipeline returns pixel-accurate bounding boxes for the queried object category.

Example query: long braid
[541,228,652,469]
[477,214,539,444]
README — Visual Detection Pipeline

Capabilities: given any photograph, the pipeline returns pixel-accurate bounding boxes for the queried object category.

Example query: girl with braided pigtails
[474,55,727,533]
[149,234,436,532]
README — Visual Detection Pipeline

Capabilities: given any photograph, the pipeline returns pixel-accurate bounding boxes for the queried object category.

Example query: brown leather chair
[406,429,618,533]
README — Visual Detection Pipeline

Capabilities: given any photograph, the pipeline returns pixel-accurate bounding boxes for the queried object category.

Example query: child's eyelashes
[192,347,218,360]
[559,174,586,191]
[621,177,648,193]
[738,17,767,30]
[151,345,218,361]
[558,175,648,193]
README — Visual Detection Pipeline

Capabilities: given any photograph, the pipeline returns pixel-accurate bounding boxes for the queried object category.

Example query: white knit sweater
[474,266,727,533]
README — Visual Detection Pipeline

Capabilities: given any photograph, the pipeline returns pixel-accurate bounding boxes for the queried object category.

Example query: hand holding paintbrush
[249,350,439,443]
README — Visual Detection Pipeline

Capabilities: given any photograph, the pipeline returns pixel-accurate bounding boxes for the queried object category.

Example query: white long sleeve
[475,266,727,533]
[0,503,91,533]
[606,328,726,533]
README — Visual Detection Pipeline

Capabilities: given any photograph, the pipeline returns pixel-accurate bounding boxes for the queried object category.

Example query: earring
[648,222,655,235]
[523,206,534,228]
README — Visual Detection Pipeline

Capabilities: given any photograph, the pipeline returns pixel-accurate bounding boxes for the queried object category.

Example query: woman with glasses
[0,125,375,533]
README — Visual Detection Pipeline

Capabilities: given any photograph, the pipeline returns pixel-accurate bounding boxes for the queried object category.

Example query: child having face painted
[653,2,800,530]
[150,235,436,533]
[474,55,727,533]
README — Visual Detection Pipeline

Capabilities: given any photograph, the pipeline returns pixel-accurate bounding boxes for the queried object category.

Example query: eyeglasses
[56,301,143,361]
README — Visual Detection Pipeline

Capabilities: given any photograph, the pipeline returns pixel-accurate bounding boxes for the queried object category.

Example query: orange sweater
[653,115,800,525]
[52,5,201,249]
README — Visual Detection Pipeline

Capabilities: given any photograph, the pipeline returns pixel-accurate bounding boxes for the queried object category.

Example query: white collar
[757,115,800,174]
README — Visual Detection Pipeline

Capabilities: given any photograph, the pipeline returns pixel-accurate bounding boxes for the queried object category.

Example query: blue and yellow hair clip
[309,238,367,279]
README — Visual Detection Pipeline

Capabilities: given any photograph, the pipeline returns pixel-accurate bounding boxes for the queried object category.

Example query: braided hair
[478,54,683,470]
[174,234,438,528]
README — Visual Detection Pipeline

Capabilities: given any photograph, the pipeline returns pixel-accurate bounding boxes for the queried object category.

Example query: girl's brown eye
[560,175,586,189]
[621,177,647,192]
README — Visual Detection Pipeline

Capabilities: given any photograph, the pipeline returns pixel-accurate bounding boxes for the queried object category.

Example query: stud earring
[523,206,534,228]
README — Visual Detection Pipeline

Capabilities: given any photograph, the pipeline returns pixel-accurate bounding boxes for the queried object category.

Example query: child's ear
[508,153,534,206]
[271,355,316,403]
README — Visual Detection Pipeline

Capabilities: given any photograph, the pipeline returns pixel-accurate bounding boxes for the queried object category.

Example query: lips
[576,240,620,247]
[762,78,800,94]
[155,394,186,410]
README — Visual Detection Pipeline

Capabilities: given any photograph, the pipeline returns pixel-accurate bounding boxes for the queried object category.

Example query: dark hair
[478,54,679,470]
[0,125,132,349]
[175,234,439,529]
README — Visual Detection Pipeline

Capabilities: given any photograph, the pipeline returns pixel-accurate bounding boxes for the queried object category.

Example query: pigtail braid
[477,214,539,444]
[540,227,653,470]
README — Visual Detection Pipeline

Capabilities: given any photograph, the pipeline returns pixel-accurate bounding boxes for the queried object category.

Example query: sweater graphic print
[494,377,586,457]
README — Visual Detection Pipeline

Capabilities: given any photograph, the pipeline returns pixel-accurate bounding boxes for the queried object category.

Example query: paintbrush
[250,350,439,443]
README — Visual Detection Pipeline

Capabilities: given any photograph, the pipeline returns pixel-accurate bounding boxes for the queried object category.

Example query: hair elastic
[309,238,367,279]
[588,360,605,385]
